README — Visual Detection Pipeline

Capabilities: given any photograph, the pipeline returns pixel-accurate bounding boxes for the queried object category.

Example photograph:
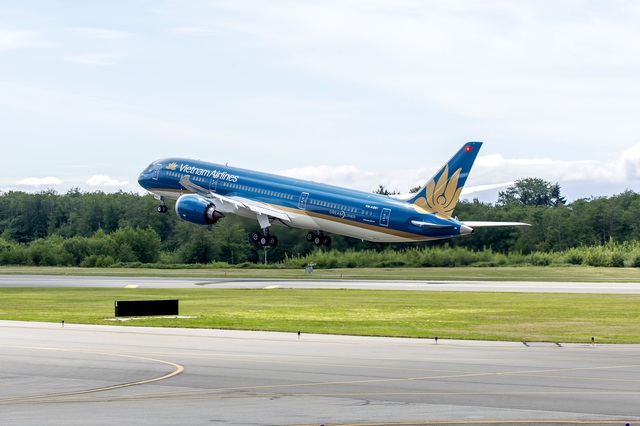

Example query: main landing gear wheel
[251,232,278,248]
[307,232,331,246]
[157,205,168,213]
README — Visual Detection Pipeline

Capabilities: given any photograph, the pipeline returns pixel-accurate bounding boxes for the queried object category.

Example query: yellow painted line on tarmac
[76,372,640,402]
[0,345,184,404]
[125,285,139,288]
[35,355,640,403]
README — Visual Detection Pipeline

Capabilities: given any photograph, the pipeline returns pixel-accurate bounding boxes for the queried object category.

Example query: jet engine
[175,194,224,225]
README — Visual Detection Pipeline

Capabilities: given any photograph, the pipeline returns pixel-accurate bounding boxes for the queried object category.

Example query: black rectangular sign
[115,300,179,317]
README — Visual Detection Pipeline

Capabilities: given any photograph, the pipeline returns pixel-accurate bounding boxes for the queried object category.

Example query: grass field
[1,286,639,344]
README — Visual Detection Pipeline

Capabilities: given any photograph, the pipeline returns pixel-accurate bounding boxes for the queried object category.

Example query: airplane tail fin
[408,141,482,218]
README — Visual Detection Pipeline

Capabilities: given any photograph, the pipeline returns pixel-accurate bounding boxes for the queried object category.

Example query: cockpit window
[144,162,161,174]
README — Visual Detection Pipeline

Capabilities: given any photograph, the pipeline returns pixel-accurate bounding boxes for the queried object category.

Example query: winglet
[408,142,482,218]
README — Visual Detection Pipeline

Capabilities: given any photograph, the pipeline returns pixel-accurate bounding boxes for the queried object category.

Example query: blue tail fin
[408,142,482,218]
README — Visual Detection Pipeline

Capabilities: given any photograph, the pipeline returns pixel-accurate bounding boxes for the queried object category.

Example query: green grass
[1,287,639,344]
[2,265,640,282]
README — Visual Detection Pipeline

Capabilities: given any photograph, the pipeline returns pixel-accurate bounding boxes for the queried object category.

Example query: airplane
[137,141,529,247]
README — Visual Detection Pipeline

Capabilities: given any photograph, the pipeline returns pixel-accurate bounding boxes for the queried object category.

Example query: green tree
[373,185,398,195]
[111,226,161,263]
[497,178,566,207]
[211,221,250,264]
[179,231,216,264]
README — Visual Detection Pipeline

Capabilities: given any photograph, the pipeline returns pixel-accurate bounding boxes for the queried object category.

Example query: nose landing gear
[155,195,168,213]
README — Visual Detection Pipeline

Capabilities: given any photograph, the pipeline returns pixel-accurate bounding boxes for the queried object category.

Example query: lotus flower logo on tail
[412,164,463,218]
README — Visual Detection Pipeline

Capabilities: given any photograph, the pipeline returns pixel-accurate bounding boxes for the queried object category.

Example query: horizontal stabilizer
[462,221,530,227]
[411,220,456,229]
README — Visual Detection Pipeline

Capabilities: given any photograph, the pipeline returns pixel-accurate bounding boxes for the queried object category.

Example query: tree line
[1,179,640,267]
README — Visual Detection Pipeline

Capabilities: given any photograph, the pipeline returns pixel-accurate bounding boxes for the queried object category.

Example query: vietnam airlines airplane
[138,142,528,247]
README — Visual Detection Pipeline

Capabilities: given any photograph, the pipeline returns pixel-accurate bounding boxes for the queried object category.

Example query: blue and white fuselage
[138,142,528,246]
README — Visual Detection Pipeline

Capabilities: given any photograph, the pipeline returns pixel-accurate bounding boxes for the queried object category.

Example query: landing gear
[156,196,168,213]
[306,231,331,246]
[251,214,279,248]
[251,231,278,248]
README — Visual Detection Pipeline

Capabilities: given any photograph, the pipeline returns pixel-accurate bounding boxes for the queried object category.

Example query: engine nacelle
[175,194,224,225]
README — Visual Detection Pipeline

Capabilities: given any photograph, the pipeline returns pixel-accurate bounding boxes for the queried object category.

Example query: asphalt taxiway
[1,275,640,424]
[2,274,640,293]
[1,320,639,425]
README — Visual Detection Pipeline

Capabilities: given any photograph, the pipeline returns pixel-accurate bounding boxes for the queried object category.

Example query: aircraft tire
[268,236,278,247]
[306,232,315,242]
[322,236,331,246]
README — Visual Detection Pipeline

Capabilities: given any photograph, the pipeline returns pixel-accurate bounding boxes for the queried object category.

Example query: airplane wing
[235,197,291,222]
[179,176,245,208]
[461,221,530,227]
[179,175,290,222]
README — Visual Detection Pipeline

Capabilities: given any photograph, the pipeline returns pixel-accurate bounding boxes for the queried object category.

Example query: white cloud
[72,27,131,40]
[619,143,640,180]
[187,1,640,149]
[0,81,219,143]
[86,175,129,187]
[0,30,55,50]
[280,165,373,189]
[17,177,63,186]
[168,26,213,36]
[64,52,127,66]
[473,150,640,185]
[64,27,134,65]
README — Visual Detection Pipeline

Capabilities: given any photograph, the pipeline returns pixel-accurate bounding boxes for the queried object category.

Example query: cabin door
[380,208,391,227]
[298,192,309,210]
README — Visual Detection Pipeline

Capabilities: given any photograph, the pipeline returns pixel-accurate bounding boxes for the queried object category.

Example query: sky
[2,0,640,203]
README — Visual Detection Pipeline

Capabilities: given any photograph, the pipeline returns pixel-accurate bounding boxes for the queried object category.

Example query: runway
[1,320,639,425]
[2,274,640,293]
[1,275,640,424]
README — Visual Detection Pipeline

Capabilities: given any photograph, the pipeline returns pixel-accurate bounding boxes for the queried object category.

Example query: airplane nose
[460,225,474,235]
[138,172,150,189]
